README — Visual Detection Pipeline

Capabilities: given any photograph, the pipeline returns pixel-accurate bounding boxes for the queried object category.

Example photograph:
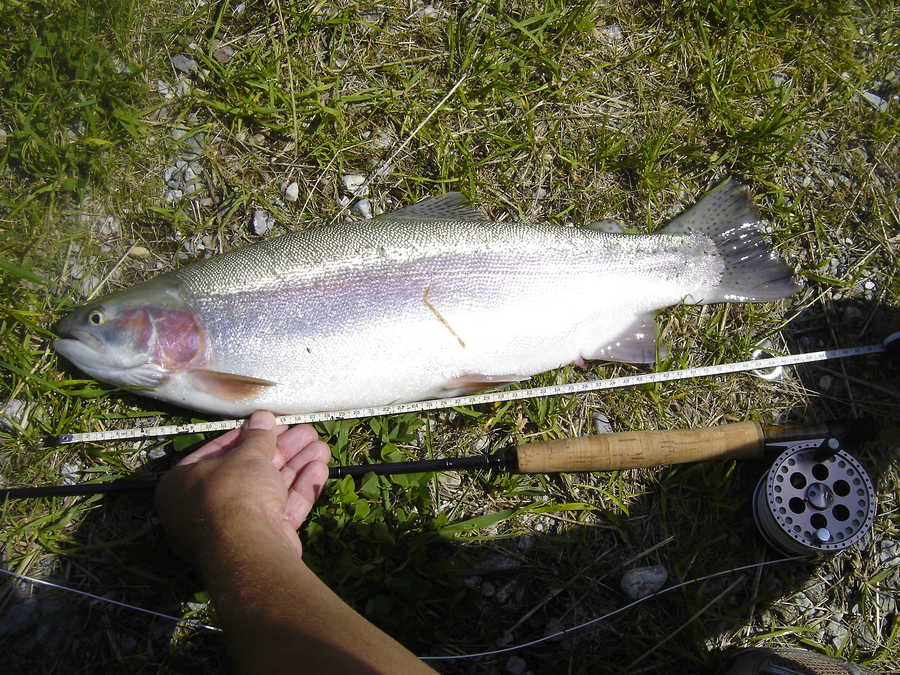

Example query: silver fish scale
[168,219,720,413]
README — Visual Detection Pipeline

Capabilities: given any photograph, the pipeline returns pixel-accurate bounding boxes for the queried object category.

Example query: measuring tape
[56,343,887,444]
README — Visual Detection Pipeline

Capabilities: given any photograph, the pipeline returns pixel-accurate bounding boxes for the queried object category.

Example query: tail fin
[663,179,800,302]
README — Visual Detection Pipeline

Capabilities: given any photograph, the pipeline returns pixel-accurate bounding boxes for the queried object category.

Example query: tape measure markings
[57,344,885,445]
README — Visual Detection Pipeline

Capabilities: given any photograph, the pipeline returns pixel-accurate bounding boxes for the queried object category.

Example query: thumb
[234,410,278,460]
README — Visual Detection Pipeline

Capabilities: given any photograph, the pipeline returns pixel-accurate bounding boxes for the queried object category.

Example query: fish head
[53,278,206,389]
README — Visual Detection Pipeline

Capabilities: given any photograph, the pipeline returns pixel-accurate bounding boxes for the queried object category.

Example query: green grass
[1,0,898,672]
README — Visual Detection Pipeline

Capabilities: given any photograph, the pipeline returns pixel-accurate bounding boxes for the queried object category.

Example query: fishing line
[57,343,885,444]
[1,557,805,659]
[0,567,223,634]
[418,555,806,661]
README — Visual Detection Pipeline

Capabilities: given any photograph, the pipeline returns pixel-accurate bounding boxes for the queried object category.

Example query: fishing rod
[1,418,879,557]
[55,338,894,445]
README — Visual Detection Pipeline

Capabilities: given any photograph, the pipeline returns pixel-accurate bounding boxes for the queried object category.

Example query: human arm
[154,411,436,674]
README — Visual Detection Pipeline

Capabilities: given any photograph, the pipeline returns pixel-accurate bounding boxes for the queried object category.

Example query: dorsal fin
[373,192,486,222]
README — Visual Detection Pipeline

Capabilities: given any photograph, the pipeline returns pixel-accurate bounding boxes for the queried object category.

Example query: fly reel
[753,439,876,556]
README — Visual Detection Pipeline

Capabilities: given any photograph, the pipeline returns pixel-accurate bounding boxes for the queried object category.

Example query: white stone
[620,565,667,600]
[599,24,623,40]
[60,462,81,486]
[252,209,273,236]
[162,166,179,185]
[592,410,613,434]
[148,447,167,460]
[172,55,198,74]
[155,79,174,100]
[284,181,300,202]
[819,375,834,390]
[342,173,368,196]
[861,90,888,112]
[351,197,372,219]
[0,399,28,430]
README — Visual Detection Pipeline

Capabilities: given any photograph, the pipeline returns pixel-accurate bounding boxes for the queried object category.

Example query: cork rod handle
[514,421,766,473]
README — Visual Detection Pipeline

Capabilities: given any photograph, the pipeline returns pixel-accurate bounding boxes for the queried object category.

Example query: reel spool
[753,439,876,556]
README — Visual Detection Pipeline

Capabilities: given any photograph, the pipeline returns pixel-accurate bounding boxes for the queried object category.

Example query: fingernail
[247,411,275,430]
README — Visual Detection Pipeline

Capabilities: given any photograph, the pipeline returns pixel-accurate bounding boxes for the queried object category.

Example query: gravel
[342,173,368,196]
[171,54,199,74]
[252,209,274,236]
[620,565,668,600]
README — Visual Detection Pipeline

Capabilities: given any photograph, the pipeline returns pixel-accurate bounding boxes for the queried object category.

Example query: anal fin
[581,313,664,364]
[187,369,276,402]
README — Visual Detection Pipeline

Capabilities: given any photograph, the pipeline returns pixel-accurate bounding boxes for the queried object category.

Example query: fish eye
[88,310,104,326]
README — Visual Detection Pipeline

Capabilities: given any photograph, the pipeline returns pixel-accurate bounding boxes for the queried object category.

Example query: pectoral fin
[187,369,276,401]
[443,373,526,395]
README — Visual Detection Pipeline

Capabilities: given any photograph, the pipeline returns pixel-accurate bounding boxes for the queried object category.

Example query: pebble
[60,462,81,486]
[824,619,849,647]
[472,435,491,453]
[68,260,85,279]
[183,182,203,196]
[97,216,119,236]
[480,555,521,573]
[351,197,372,219]
[155,79,174,99]
[481,582,496,598]
[0,399,28,430]
[232,1,246,16]
[342,173,368,196]
[861,90,888,112]
[79,275,98,297]
[875,592,896,614]
[147,447,167,460]
[591,411,613,434]
[495,580,517,604]
[620,565,668,600]
[771,72,789,87]
[818,375,834,391]
[164,189,183,204]
[368,130,393,150]
[284,181,300,202]
[163,165,179,185]
[172,55,198,74]
[213,44,235,64]
[506,655,528,675]
[517,535,535,552]
[863,280,875,290]
[598,24,623,41]
[879,539,899,566]
[252,209,273,236]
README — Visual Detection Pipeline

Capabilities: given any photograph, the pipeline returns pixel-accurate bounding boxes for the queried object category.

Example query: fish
[53,179,799,416]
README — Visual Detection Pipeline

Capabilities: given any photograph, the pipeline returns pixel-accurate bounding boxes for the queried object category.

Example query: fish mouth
[53,336,166,388]
[63,328,106,352]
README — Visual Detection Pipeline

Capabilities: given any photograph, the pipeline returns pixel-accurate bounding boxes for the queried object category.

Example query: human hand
[154,410,331,565]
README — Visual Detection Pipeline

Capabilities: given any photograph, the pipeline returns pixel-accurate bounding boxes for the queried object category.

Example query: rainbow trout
[54,179,798,416]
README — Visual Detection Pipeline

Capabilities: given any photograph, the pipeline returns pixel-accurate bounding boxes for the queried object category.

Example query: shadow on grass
[2,300,896,674]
